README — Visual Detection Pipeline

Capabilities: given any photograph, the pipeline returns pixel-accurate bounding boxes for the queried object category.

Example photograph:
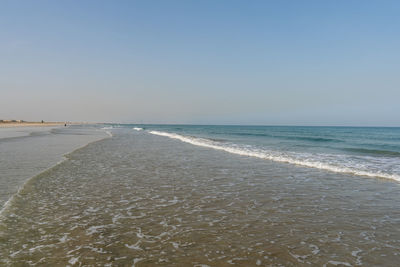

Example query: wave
[343,148,400,157]
[149,130,400,182]
[288,136,342,143]
[230,132,274,137]
[0,129,53,143]
[133,127,143,131]
[0,158,66,217]
[229,132,342,143]
[0,128,113,216]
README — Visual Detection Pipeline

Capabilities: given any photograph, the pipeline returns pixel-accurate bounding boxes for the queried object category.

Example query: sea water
[1,125,400,266]
[0,125,108,208]
[141,125,400,181]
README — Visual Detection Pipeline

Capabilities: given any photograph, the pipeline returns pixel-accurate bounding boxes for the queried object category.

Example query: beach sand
[0,122,76,128]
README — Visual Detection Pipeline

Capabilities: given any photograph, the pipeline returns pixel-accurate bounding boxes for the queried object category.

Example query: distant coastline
[0,121,74,128]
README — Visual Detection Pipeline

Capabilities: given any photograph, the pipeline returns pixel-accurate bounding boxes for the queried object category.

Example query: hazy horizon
[1,1,399,126]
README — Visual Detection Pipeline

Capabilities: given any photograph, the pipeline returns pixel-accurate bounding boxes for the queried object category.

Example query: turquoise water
[127,125,400,181]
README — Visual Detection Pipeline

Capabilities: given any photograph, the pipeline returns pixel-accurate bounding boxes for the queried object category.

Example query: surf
[148,130,400,181]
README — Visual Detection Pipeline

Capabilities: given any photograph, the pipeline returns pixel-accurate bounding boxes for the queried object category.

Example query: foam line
[0,129,112,217]
[149,130,400,181]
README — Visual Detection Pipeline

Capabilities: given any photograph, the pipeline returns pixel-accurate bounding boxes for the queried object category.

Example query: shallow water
[1,128,400,266]
[0,125,108,208]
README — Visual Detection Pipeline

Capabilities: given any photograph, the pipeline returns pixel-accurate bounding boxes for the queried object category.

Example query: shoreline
[0,122,91,128]
[0,125,110,210]
[2,127,400,266]
[0,130,111,217]
[0,122,69,128]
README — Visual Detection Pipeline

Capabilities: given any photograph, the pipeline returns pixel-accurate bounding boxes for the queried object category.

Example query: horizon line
[102,122,400,128]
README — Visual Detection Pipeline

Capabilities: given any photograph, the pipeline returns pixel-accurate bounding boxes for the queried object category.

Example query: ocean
[1,124,400,266]
[141,125,400,181]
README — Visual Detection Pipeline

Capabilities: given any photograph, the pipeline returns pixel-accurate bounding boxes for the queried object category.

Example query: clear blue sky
[1,0,399,126]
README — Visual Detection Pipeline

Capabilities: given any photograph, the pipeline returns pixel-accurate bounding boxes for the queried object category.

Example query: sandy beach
[1,0,399,265]
[0,122,88,128]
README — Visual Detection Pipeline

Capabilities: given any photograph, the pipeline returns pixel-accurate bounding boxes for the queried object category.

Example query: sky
[1,0,399,126]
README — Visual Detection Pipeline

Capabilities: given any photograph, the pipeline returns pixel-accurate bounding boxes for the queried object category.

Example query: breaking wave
[149,130,400,181]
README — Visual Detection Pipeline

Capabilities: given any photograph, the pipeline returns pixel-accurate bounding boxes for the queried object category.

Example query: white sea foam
[323,261,352,267]
[101,126,114,137]
[133,127,143,131]
[68,256,79,265]
[0,128,113,217]
[125,241,142,251]
[0,157,66,217]
[149,130,400,181]
[86,225,106,235]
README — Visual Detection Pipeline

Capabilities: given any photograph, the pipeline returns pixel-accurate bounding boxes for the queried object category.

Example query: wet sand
[0,125,109,209]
